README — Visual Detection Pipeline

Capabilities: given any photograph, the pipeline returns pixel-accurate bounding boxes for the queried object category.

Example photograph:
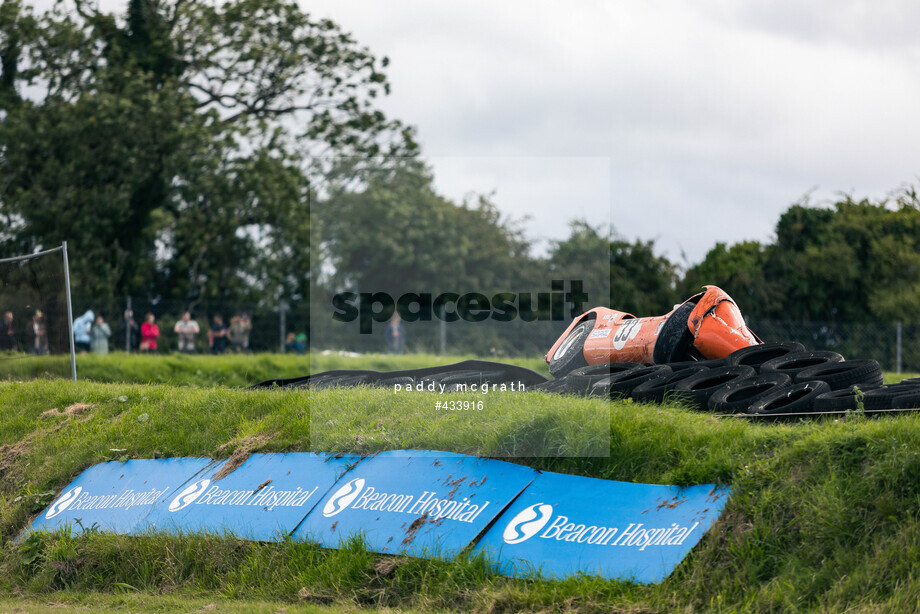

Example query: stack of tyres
[553,342,888,418]
[670,366,756,410]
[705,346,881,416]
[813,380,920,413]
[708,373,792,414]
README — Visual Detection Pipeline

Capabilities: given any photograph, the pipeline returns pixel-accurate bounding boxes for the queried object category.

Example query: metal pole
[897,320,903,374]
[0,244,68,263]
[61,241,77,381]
[279,300,287,353]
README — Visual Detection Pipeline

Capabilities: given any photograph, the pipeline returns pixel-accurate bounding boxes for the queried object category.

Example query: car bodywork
[545,286,761,370]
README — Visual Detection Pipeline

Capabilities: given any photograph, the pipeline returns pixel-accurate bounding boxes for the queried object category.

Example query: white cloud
[307,0,920,264]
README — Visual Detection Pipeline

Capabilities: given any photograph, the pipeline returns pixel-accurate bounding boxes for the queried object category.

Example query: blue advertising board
[30,458,217,535]
[292,450,537,558]
[472,471,730,583]
[30,451,732,583]
[140,453,356,541]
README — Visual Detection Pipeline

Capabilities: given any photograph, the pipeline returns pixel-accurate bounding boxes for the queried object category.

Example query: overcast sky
[305,0,920,265]
[31,0,920,265]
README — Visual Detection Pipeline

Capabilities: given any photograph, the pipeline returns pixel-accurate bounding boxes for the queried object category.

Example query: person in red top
[140,313,160,352]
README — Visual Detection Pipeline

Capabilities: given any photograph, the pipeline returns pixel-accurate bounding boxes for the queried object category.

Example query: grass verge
[0,352,550,387]
[4,379,920,611]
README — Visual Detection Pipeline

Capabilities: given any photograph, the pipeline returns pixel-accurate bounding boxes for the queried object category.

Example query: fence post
[897,320,903,374]
[61,241,77,381]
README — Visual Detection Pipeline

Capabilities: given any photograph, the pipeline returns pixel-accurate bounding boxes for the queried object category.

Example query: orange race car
[546,286,762,377]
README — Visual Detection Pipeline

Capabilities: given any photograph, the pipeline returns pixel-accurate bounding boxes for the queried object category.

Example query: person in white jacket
[73,310,94,353]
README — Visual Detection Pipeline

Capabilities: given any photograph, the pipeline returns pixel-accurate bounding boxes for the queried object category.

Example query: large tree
[609,233,680,316]
[0,0,415,303]
[684,189,920,323]
[680,240,782,317]
[314,160,532,298]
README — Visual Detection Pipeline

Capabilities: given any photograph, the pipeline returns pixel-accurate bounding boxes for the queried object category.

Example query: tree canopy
[683,190,920,323]
[0,0,415,304]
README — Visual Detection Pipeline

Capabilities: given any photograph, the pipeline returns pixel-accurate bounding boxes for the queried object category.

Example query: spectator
[73,310,94,353]
[227,314,251,353]
[0,311,16,351]
[90,315,111,354]
[139,313,159,353]
[27,311,49,355]
[173,311,200,354]
[285,332,307,354]
[384,313,406,354]
[116,309,140,352]
[208,315,228,354]
[294,333,307,354]
[240,313,253,352]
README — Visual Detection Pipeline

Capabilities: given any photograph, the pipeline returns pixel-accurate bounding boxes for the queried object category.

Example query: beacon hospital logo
[319,476,492,523]
[503,503,553,544]
[167,477,318,513]
[168,479,211,512]
[45,487,83,519]
[499,502,701,549]
[323,478,365,517]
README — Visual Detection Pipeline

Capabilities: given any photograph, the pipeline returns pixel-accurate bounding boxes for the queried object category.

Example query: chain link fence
[64,298,920,372]
[749,319,918,373]
[71,297,308,354]
[78,296,568,357]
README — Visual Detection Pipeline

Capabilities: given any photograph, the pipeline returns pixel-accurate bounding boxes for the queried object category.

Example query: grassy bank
[4,379,920,611]
[0,352,550,387]
[2,350,911,389]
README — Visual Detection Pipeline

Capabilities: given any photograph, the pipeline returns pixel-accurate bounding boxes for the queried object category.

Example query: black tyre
[375,376,415,389]
[548,320,594,378]
[863,384,920,411]
[568,362,644,390]
[531,378,570,394]
[794,359,883,391]
[652,301,696,363]
[749,381,832,416]
[760,351,845,379]
[725,342,806,370]
[893,391,920,410]
[311,374,372,389]
[631,365,710,403]
[672,365,757,410]
[749,380,831,416]
[661,358,727,372]
[606,365,673,398]
[438,370,508,386]
[566,373,616,395]
[586,377,614,398]
[707,373,792,413]
[813,385,881,412]
[862,386,898,411]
